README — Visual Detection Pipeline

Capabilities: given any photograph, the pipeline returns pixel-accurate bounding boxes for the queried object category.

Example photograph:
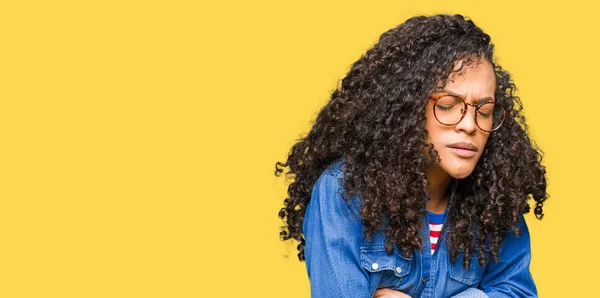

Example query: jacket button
[395,267,402,274]
[371,263,379,270]
[421,278,427,283]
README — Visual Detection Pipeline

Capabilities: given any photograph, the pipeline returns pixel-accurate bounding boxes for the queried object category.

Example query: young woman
[275,14,547,298]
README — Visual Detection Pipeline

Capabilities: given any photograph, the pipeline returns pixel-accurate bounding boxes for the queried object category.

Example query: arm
[451,288,489,298]
[302,171,371,298]
[478,215,538,297]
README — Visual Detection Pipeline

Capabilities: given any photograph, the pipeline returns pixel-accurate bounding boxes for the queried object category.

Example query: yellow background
[0,0,597,297]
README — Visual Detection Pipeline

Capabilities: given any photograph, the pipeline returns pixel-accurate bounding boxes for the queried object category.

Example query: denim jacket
[302,159,537,298]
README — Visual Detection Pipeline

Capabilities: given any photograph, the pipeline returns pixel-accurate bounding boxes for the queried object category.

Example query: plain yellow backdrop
[0,0,597,297]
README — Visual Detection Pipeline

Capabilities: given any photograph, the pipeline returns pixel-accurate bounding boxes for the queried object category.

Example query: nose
[454,104,477,135]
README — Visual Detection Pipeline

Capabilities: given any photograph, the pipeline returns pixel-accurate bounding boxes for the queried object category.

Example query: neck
[426,166,453,214]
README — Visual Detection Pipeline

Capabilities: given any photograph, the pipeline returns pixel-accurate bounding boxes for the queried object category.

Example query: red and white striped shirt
[427,210,447,255]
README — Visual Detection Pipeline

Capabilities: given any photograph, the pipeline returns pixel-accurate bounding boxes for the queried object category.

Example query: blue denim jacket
[302,159,537,298]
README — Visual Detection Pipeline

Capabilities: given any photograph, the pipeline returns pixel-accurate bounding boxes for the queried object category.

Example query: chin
[449,171,472,179]
[442,163,475,179]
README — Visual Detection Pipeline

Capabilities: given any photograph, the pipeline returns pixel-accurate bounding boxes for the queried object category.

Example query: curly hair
[275,14,548,270]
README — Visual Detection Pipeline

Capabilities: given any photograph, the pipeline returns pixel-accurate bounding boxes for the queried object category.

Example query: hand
[373,288,412,298]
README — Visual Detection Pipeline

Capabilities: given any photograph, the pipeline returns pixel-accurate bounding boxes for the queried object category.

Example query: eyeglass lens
[434,95,505,131]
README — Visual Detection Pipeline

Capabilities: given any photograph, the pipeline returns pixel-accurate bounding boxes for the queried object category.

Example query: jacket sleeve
[451,287,490,298]
[302,171,371,298]
[479,215,538,297]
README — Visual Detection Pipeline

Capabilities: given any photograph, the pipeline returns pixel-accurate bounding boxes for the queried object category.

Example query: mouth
[447,142,478,158]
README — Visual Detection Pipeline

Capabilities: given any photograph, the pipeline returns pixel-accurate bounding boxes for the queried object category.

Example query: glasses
[429,92,507,132]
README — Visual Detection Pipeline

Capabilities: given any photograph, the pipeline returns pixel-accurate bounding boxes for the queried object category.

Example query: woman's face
[425,58,496,179]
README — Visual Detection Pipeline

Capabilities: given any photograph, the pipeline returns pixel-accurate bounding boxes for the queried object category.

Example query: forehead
[440,58,496,98]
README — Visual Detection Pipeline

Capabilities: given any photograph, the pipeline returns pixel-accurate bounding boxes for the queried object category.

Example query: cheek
[425,118,446,146]
[424,106,439,142]
[426,128,444,148]
[477,134,490,153]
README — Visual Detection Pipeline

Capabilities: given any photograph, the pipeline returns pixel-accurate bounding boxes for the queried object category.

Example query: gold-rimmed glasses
[429,92,507,132]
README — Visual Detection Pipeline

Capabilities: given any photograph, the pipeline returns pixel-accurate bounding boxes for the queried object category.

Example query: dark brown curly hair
[275,14,548,270]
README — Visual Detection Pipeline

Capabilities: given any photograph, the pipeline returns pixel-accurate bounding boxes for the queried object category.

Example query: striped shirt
[427,208,447,255]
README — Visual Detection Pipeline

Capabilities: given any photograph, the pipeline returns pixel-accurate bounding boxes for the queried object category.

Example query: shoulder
[511,214,531,239]
[309,158,362,219]
[312,158,348,195]
[498,214,532,254]
[322,158,348,179]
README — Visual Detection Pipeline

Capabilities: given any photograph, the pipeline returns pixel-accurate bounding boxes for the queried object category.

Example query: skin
[425,57,496,213]
[374,288,412,298]
[374,57,496,297]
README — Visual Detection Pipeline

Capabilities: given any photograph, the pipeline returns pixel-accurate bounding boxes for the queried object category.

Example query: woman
[275,14,547,298]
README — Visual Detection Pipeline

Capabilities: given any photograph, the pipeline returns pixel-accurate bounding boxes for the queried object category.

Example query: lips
[447,142,479,152]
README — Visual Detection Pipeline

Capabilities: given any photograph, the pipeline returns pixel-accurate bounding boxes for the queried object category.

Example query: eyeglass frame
[428,91,508,132]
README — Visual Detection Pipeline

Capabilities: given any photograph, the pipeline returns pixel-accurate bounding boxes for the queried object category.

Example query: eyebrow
[441,89,495,104]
